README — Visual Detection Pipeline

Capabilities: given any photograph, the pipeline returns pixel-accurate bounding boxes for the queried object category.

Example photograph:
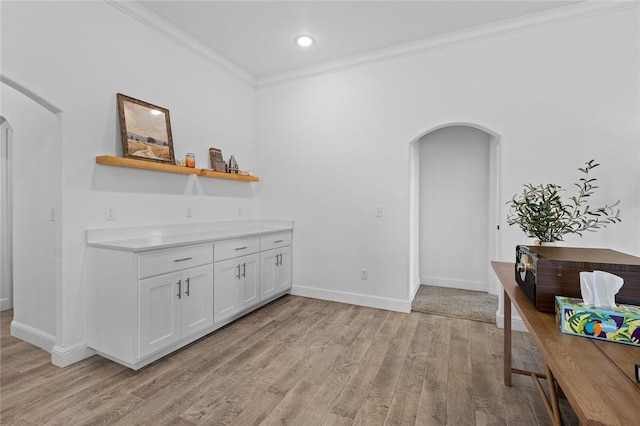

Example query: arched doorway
[1,77,62,353]
[409,123,501,301]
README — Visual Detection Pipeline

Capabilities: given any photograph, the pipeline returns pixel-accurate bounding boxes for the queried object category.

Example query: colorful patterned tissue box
[556,296,640,347]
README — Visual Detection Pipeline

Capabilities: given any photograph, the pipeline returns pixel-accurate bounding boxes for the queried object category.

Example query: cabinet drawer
[214,237,260,262]
[138,245,213,279]
[260,232,292,251]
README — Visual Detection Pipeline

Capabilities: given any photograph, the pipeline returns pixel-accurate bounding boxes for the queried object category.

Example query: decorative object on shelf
[506,160,621,243]
[209,147,226,172]
[185,153,196,168]
[228,155,239,174]
[117,93,175,164]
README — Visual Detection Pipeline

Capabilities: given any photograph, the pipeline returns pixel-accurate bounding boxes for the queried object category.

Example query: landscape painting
[117,93,175,164]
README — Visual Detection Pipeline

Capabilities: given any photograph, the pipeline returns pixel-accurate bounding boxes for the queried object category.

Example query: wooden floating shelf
[95,156,259,182]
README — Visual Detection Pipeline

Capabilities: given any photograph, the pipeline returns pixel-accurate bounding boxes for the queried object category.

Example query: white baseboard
[0,297,12,311]
[11,320,96,367]
[421,276,487,292]
[410,282,420,302]
[495,312,528,332]
[290,285,411,313]
[10,320,56,352]
[51,343,96,368]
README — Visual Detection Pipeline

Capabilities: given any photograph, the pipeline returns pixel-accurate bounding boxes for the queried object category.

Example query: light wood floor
[1,296,577,425]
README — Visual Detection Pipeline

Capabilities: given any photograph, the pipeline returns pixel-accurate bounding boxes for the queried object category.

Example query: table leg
[546,365,562,426]
[504,289,512,387]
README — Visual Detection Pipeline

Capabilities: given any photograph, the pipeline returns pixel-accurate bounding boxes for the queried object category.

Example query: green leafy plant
[506,160,621,243]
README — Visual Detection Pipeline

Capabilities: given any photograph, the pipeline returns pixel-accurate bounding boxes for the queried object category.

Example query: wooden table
[492,261,640,426]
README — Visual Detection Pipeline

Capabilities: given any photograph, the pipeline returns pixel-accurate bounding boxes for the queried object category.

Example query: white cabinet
[87,225,293,370]
[88,244,213,369]
[214,238,260,324]
[138,272,180,358]
[214,254,259,323]
[180,264,214,336]
[259,232,292,300]
[138,264,213,359]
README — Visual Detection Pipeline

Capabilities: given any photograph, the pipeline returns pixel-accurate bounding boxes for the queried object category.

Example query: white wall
[1,2,258,365]
[0,83,60,347]
[419,126,491,292]
[0,117,14,311]
[257,7,639,310]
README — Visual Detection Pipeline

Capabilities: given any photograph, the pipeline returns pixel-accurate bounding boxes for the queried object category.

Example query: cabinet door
[260,248,292,300]
[240,254,260,309]
[138,272,181,359]
[276,246,292,292]
[214,258,242,323]
[214,254,260,324]
[260,249,278,300]
[181,264,213,337]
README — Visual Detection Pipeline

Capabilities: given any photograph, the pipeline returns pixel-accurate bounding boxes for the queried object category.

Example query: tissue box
[556,296,640,347]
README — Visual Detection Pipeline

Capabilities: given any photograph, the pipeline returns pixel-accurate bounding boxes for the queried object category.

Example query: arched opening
[408,123,501,316]
[1,77,63,353]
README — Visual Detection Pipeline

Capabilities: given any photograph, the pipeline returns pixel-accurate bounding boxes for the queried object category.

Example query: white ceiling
[138,1,581,80]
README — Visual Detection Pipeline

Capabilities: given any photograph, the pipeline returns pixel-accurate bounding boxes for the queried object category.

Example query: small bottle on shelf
[185,153,196,168]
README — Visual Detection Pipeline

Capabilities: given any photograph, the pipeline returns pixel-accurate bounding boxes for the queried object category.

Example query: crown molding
[104,0,257,87]
[257,1,639,88]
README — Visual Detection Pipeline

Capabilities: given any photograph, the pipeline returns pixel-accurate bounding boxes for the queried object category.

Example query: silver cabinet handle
[174,257,193,262]
[177,280,182,299]
[274,255,279,266]
[234,246,248,251]
[274,240,284,243]
[241,263,246,278]
[185,277,190,296]
[235,265,241,279]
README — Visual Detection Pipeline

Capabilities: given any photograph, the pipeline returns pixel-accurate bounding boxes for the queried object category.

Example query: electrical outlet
[105,207,116,221]
[237,207,242,217]
[49,205,56,221]
[360,268,368,280]
[186,207,193,218]
[375,206,383,217]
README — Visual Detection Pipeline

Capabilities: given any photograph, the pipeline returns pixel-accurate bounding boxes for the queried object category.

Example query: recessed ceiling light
[295,35,315,47]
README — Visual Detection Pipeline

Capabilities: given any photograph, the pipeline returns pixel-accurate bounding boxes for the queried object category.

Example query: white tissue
[579,270,624,308]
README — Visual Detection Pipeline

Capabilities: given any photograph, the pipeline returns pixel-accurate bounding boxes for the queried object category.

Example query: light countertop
[86,220,293,252]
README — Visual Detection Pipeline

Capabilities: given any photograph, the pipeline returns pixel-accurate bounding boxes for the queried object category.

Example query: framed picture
[117,93,175,164]
[209,147,227,172]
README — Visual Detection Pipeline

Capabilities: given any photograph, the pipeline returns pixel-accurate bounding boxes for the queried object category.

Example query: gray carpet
[412,285,498,324]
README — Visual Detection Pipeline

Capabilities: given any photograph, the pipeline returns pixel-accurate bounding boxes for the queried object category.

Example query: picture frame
[209,147,227,172]
[117,93,175,164]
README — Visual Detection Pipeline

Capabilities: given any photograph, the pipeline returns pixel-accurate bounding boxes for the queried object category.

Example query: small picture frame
[209,147,226,172]
[117,93,175,164]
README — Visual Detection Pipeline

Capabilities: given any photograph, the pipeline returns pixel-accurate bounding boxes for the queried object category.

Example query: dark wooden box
[515,245,640,313]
